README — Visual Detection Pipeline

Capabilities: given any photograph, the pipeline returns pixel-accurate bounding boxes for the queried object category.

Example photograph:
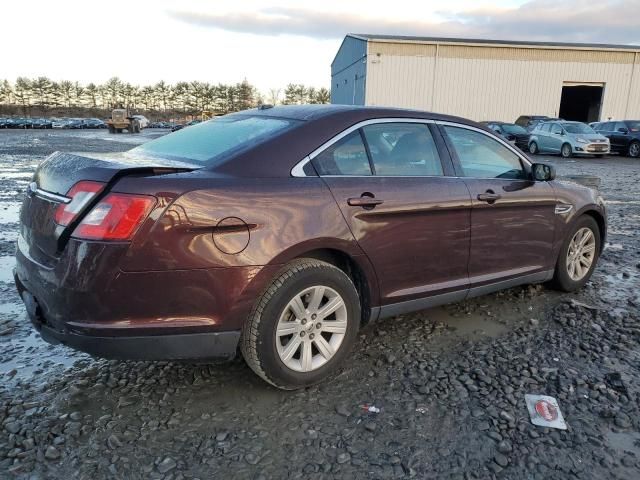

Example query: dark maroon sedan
[15,105,606,389]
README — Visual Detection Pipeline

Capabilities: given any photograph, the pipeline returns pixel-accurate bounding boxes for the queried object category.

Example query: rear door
[439,123,556,289]
[548,123,564,153]
[535,124,550,152]
[312,120,471,307]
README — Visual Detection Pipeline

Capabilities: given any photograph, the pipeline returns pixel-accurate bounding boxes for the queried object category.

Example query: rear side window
[362,123,443,176]
[131,115,300,165]
[444,126,527,180]
[312,131,372,176]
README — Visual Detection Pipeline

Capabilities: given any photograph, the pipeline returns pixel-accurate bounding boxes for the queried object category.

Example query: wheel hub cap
[275,285,348,372]
[566,227,596,281]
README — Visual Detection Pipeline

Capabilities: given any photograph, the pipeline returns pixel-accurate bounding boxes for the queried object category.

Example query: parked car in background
[14,105,606,389]
[515,115,562,131]
[481,121,531,151]
[32,118,53,129]
[594,120,640,158]
[0,118,8,128]
[529,121,610,158]
[82,118,106,129]
[66,119,85,129]
[171,120,201,132]
[14,118,33,129]
[52,119,69,129]
[131,115,149,129]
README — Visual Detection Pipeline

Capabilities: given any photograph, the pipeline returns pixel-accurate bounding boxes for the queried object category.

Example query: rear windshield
[131,115,300,165]
[563,123,595,135]
[501,124,527,135]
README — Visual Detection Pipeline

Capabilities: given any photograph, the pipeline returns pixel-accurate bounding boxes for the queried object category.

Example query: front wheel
[551,216,601,292]
[629,141,640,158]
[529,142,539,154]
[561,143,573,158]
[241,259,360,390]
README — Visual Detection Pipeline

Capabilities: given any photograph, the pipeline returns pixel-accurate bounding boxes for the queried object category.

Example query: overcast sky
[4,0,639,93]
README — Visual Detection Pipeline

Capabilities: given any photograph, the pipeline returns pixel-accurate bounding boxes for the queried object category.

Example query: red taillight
[54,181,105,226]
[72,193,156,241]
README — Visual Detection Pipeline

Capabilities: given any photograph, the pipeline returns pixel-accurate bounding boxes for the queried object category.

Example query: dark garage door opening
[559,84,603,123]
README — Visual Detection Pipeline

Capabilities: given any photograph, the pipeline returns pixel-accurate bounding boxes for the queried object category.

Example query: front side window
[613,122,627,132]
[627,121,640,132]
[550,124,563,135]
[312,131,372,176]
[443,126,527,180]
[361,123,443,176]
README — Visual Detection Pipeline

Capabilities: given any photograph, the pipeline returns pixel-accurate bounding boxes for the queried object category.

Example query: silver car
[528,121,610,158]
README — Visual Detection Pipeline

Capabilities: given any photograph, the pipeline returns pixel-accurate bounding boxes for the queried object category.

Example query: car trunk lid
[20,151,196,264]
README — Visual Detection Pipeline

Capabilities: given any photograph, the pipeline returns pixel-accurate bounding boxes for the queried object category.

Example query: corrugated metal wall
[331,36,368,105]
[363,40,640,121]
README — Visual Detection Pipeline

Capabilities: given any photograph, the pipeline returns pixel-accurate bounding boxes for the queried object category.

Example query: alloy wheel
[275,286,348,372]
[566,227,596,281]
[561,144,572,158]
[630,142,640,158]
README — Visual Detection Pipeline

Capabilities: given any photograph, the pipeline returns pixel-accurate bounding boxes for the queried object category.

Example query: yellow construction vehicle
[106,109,141,134]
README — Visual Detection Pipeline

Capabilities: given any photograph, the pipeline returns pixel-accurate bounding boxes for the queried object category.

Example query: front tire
[551,216,601,292]
[561,143,573,158]
[629,141,640,158]
[529,142,539,154]
[241,259,360,390]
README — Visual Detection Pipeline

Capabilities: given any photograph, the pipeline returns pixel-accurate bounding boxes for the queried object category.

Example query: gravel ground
[0,129,639,479]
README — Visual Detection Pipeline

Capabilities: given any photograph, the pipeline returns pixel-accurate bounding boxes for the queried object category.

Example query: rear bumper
[15,275,240,360]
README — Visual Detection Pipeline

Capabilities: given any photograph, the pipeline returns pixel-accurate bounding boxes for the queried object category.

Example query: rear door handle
[347,197,384,208]
[477,192,502,203]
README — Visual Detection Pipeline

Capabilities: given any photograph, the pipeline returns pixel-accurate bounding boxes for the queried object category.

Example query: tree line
[0,77,331,118]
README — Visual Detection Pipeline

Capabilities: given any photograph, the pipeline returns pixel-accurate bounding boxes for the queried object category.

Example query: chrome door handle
[347,197,384,208]
[477,191,502,203]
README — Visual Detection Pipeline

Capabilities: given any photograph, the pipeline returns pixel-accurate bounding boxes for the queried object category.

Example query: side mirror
[532,163,556,181]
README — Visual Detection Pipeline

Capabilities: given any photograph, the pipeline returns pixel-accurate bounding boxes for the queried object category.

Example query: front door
[610,121,629,153]
[311,122,472,306]
[440,124,557,288]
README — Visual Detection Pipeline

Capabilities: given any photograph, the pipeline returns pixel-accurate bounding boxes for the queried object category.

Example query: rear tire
[561,143,573,158]
[529,142,538,154]
[551,216,600,292]
[241,258,360,390]
[629,141,640,158]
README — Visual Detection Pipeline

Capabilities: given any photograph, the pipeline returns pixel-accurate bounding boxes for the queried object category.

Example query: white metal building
[331,34,640,123]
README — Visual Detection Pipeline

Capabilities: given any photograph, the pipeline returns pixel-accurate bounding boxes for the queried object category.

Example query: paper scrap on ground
[525,394,567,430]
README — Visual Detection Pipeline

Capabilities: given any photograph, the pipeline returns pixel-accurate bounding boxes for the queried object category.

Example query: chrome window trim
[290,117,533,179]
[290,118,436,177]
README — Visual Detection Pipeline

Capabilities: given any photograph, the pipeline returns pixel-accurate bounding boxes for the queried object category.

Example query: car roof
[231,104,476,125]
